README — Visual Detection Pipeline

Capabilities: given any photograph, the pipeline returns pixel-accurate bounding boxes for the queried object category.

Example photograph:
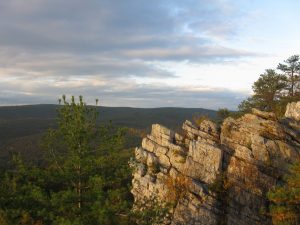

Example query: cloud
[0,77,247,109]
[0,52,174,79]
[0,0,254,108]
[0,0,248,56]
[119,45,253,62]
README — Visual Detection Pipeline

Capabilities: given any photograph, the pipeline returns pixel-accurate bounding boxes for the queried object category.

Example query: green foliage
[0,154,51,225]
[238,69,287,113]
[192,114,210,127]
[0,209,8,225]
[130,198,172,225]
[215,108,243,124]
[0,104,217,166]
[267,159,300,225]
[252,69,287,111]
[239,55,300,117]
[238,97,257,113]
[43,95,130,224]
[0,98,218,224]
[0,96,135,225]
[216,107,243,124]
[277,55,300,98]
[217,108,231,121]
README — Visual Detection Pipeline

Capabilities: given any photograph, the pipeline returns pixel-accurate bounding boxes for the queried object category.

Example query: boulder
[285,101,300,121]
[252,108,276,120]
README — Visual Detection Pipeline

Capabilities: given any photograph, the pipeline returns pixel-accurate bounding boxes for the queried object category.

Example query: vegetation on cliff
[268,159,300,225]
[239,55,300,117]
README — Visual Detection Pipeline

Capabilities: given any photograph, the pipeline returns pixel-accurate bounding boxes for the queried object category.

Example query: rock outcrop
[131,103,300,225]
[285,101,300,120]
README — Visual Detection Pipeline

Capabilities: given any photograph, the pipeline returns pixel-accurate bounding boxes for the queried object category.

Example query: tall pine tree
[43,95,126,224]
[277,55,300,98]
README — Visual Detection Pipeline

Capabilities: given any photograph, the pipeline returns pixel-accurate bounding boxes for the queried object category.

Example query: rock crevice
[131,102,300,225]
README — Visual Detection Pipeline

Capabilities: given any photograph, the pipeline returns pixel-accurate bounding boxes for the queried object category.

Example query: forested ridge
[0,55,299,225]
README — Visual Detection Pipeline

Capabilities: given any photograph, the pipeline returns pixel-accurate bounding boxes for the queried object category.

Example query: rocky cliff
[131,102,300,225]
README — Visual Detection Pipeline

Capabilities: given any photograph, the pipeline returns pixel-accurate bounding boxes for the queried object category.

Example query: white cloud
[0,0,299,108]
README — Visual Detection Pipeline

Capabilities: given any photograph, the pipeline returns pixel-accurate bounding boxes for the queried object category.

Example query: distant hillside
[0,104,216,163]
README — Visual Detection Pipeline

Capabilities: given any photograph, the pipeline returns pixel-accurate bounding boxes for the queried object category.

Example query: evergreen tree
[252,69,287,111]
[277,55,300,98]
[43,95,126,224]
[238,69,287,113]
[268,158,300,225]
[238,96,257,113]
[0,95,137,225]
[216,108,231,123]
[0,154,50,224]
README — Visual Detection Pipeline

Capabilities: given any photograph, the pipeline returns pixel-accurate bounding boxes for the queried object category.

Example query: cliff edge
[131,102,300,225]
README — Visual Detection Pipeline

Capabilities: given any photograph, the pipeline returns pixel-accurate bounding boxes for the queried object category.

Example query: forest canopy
[0,96,134,225]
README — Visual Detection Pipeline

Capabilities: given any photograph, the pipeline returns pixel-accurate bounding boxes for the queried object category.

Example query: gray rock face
[131,102,300,225]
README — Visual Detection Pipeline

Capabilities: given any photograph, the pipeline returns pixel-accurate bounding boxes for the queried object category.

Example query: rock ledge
[131,103,300,225]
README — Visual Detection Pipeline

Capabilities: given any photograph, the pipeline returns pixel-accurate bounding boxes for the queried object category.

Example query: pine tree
[238,69,287,114]
[268,158,300,225]
[0,96,133,225]
[277,55,300,98]
[0,154,50,224]
[43,95,126,224]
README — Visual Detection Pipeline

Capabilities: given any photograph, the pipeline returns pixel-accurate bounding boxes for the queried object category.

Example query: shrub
[267,158,300,225]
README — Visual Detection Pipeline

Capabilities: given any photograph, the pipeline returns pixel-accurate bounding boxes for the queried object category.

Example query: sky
[0,0,299,109]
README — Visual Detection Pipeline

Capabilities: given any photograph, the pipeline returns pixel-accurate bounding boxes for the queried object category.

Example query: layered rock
[285,101,300,120]
[131,102,300,225]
